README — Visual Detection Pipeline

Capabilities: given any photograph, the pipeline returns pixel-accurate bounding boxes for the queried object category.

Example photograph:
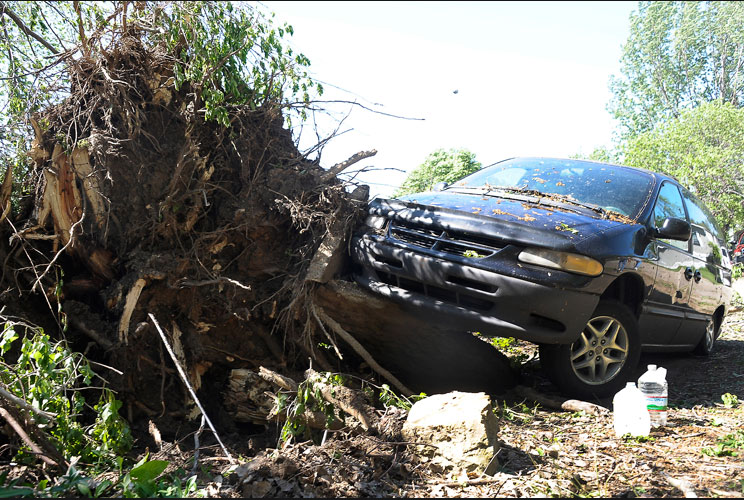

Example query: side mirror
[432,181,449,192]
[656,217,691,241]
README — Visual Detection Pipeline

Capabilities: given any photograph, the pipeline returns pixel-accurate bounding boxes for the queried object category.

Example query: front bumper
[351,234,599,344]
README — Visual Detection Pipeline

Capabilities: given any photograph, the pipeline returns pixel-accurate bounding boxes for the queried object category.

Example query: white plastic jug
[613,382,650,437]
[638,364,668,427]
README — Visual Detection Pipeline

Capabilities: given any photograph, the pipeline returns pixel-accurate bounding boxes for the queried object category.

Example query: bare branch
[321,149,377,182]
[0,1,60,54]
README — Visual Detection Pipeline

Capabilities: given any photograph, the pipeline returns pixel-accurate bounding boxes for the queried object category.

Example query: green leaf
[129,460,169,482]
[0,487,34,498]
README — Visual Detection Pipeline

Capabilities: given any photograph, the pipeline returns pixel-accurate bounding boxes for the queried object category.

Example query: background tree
[608,1,744,140]
[571,146,619,164]
[622,100,744,234]
[394,148,481,197]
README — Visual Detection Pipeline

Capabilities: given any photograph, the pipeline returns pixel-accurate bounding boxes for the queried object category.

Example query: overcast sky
[261,1,637,197]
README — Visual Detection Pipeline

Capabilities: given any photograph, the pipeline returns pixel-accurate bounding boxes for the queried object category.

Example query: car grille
[388,220,503,258]
[376,270,495,312]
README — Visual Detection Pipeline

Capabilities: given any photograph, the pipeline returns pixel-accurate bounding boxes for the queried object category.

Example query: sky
[261,1,638,198]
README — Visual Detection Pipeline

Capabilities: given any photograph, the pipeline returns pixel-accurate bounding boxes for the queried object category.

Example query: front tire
[539,300,640,399]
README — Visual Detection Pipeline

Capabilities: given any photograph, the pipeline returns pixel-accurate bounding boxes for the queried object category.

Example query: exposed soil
[125,310,744,498]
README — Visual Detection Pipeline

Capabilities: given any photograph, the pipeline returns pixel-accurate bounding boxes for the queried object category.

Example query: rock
[401,391,500,475]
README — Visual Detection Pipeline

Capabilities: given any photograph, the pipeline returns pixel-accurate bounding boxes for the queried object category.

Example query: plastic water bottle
[612,382,650,437]
[638,364,668,427]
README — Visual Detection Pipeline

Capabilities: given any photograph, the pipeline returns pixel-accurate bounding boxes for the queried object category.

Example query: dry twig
[148,313,235,464]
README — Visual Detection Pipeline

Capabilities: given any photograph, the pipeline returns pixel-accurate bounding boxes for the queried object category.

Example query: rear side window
[682,189,725,265]
[653,181,688,251]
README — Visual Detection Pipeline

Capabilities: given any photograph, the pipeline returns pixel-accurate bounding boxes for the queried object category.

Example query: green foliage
[702,430,744,457]
[609,1,744,139]
[0,323,199,498]
[498,400,540,422]
[157,1,322,126]
[732,264,743,281]
[621,100,744,233]
[462,249,486,259]
[721,392,740,409]
[278,372,346,444]
[0,325,132,465]
[377,384,426,411]
[0,455,199,498]
[394,148,482,197]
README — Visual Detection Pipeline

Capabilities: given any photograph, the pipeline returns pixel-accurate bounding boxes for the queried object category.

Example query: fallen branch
[514,385,609,416]
[660,472,697,498]
[0,384,57,420]
[148,313,235,464]
[321,149,377,182]
[258,366,299,392]
[0,405,61,468]
[305,368,378,432]
[313,304,413,397]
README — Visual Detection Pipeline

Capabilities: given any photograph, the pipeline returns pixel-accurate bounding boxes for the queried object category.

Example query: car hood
[370,191,647,256]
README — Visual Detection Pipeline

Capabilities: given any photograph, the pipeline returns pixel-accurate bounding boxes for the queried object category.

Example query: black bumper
[352,235,599,344]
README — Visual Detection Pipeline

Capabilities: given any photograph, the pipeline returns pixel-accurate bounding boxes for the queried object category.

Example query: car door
[639,181,694,347]
[674,190,724,345]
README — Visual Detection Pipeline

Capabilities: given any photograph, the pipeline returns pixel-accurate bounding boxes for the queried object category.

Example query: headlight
[518,248,603,277]
[365,214,387,230]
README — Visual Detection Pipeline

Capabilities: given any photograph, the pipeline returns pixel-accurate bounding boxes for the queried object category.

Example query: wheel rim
[703,319,715,352]
[570,315,629,386]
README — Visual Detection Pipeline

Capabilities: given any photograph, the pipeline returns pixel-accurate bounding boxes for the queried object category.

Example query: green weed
[702,430,744,457]
[721,392,740,408]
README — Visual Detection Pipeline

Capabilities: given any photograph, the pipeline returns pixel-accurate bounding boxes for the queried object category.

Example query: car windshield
[451,158,655,219]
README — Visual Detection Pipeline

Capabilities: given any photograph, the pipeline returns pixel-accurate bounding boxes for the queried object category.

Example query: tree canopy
[608,1,744,140]
[622,100,744,234]
[394,148,481,197]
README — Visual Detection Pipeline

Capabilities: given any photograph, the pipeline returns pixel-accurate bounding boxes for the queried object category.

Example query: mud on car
[351,157,733,398]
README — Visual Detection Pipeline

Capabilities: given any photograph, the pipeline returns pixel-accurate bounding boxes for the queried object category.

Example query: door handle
[694,270,702,283]
[684,267,694,280]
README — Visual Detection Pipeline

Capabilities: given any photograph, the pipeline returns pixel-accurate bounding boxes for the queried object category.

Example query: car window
[681,189,725,265]
[454,158,655,219]
[653,181,688,251]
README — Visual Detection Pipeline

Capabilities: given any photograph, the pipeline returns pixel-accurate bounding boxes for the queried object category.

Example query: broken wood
[258,366,299,392]
[224,368,344,430]
[118,278,147,344]
[321,149,377,182]
[661,472,698,498]
[305,368,379,432]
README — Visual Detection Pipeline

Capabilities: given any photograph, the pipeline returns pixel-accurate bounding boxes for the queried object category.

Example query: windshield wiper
[448,184,617,218]
[484,186,610,217]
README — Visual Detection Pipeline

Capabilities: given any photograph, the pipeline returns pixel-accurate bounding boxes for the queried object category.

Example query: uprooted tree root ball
[1,31,367,435]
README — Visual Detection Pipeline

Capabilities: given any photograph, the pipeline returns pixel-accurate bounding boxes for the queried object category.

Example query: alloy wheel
[570,315,629,386]
[703,318,715,352]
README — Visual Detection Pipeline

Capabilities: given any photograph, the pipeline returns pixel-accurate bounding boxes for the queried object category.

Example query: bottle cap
[648,364,657,371]
[626,382,635,388]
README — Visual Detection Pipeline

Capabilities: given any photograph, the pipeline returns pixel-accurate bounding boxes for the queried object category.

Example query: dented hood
[370,190,644,255]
